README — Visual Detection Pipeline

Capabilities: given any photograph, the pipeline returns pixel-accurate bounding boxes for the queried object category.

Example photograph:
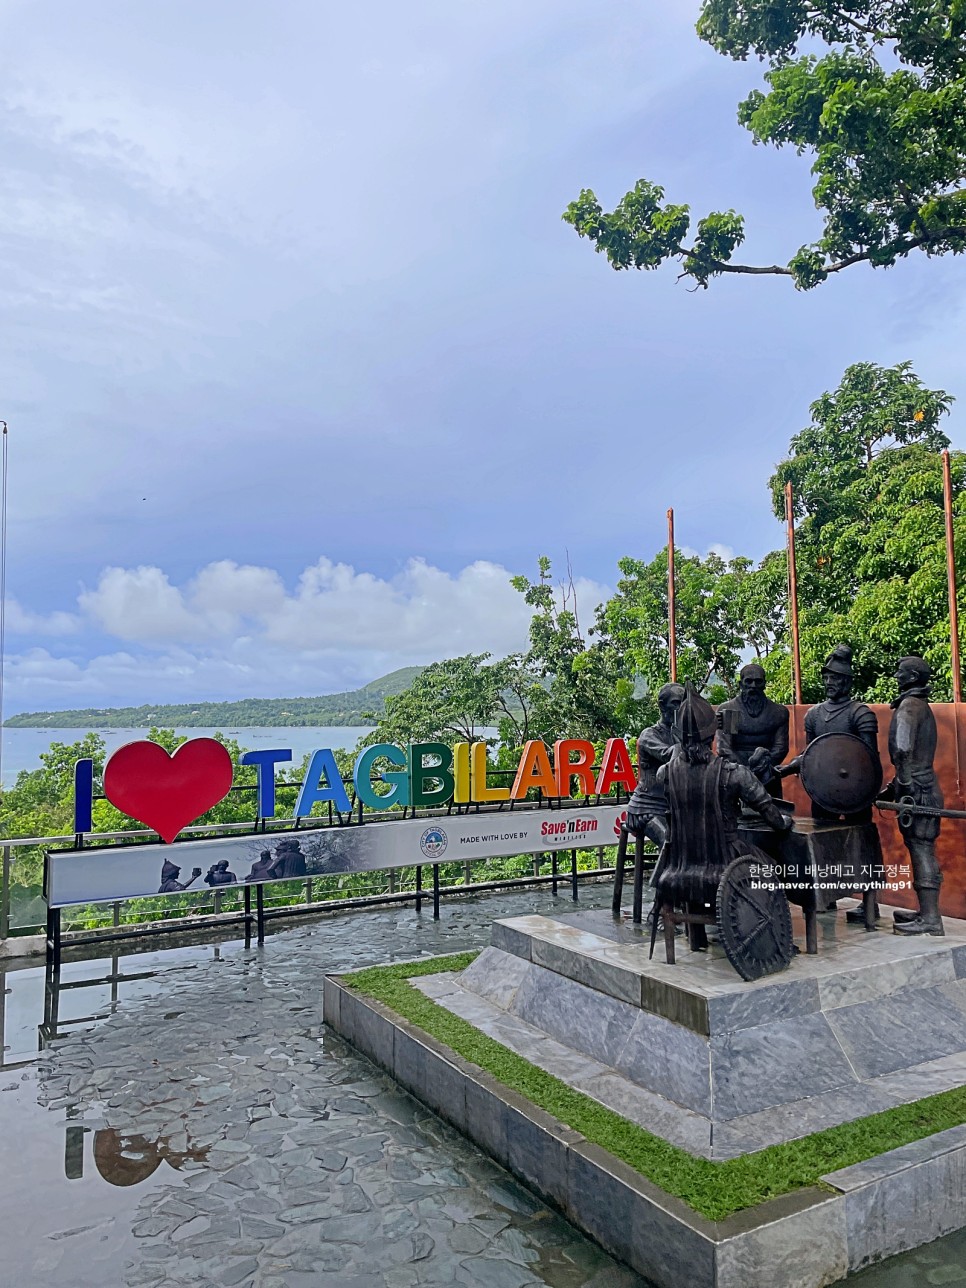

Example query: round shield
[800,733,882,815]
[716,856,794,982]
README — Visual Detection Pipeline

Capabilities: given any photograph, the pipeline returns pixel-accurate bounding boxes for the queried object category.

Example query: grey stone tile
[459,948,531,1011]
[566,1141,716,1288]
[819,949,955,1011]
[872,1050,966,1104]
[463,1073,510,1168]
[570,1071,713,1158]
[503,1095,582,1207]
[952,944,966,979]
[712,1082,902,1158]
[938,978,966,1016]
[716,1190,848,1288]
[615,1009,712,1115]
[510,960,639,1069]
[342,992,394,1075]
[826,986,966,1080]
[707,975,821,1036]
[490,920,533,962]
[710,1013,857,1120]
[529,935,642,1006]
[839,1142,966,1271]
[321,976,341,1030]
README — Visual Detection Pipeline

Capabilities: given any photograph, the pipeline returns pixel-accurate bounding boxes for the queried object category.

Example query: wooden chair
[658,902,717,964]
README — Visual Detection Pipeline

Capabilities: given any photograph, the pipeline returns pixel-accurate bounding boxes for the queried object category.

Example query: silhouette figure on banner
[204,860,237,886]
[158,861,203,894]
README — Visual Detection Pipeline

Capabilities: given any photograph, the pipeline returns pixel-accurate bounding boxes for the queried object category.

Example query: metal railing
[2,829,633,951]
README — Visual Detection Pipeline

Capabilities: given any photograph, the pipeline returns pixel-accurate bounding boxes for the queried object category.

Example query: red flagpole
[784,482,803,705]
[667,508,677,683]
[943,450,963,703]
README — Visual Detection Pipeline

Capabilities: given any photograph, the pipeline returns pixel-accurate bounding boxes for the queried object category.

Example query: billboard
[46,803,625,908]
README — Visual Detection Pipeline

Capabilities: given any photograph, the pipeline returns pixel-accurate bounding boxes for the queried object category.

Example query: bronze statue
[783,644,880,822]
[627,682,686,847]
[654,682,792,952]
[716,663,790,795]
[883,656,945,936]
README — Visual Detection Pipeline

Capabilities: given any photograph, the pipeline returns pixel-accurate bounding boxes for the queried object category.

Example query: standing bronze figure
[653,682,792,954]
[783,644,880,823]
[716,663,790,795]
[884,657,945,936]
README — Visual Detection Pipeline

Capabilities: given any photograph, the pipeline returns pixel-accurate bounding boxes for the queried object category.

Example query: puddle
[1,883,964,1285]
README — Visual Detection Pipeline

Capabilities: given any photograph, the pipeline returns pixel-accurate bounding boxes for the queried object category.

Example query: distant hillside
[3,667,425,729]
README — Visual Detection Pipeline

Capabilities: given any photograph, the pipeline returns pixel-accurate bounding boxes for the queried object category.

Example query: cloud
[679,543,737,563]
[4,556,612,711]
[3,599,79,635]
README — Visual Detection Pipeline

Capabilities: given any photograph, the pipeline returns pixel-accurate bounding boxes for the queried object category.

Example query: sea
[0,726,376,787]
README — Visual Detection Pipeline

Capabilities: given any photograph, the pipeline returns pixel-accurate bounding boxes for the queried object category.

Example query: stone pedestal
[325,904,966,1288]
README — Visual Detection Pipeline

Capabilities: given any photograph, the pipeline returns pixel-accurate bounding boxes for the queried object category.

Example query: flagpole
[784,481,803,705]
[943,450,963,703]
[667,508,677,683]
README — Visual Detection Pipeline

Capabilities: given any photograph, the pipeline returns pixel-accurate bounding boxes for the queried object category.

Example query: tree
[595,547,775,699]
[363,654,501,747]
[563,1,966,288]
[761,361,964,698]
[511,557,642,739]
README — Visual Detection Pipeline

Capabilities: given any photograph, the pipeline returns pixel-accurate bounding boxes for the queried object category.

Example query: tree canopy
[563,1,966,288]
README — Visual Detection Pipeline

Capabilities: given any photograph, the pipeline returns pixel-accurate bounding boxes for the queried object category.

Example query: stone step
[488,906,966,1036]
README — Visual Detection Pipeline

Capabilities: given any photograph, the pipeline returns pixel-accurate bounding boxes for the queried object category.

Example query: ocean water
[0,726,375,786]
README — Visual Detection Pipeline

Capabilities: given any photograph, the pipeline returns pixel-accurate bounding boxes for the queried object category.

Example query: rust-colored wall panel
[784,704,966,918]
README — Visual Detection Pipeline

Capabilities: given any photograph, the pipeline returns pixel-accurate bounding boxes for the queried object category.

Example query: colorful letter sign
[75,735,641,842]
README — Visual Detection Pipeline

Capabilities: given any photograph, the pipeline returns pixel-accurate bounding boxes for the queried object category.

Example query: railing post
[1,844,10,942]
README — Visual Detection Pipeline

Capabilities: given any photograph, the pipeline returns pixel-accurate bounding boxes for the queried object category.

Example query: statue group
[624,645,946,975]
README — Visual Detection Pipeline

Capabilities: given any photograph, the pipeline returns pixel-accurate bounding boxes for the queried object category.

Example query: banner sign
[46,803,626,908]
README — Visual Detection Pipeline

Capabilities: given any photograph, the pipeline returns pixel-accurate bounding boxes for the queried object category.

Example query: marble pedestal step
[444,905,966,1145]
[489,904,966,1036]
[325,972,966,1288]
[414,965,966,1159]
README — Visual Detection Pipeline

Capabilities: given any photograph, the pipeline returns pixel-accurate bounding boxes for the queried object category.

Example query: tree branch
[673,228,958,283]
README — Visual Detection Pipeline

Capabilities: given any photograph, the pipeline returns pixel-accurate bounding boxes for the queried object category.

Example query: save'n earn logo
[420,827,448,859]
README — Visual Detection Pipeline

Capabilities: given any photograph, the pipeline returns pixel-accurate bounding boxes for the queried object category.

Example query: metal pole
[1,844,10,942]
[784,482,803,705]
[667,508,677,683]
[943,450,963,703]
[432,865,440,919]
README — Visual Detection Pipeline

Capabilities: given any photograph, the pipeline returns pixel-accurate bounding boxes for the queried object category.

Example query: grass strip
[344,952,966,1221]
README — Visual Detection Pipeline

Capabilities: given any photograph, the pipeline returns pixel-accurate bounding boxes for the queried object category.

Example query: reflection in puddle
[64,1126,210,1186]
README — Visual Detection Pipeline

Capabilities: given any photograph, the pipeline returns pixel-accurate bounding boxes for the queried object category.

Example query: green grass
[344,952,966,1221]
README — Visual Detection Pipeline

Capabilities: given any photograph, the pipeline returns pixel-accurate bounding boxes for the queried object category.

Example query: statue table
[736,817,882,954]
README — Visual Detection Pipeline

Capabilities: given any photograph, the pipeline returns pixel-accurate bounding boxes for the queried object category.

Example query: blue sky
[1,0,964,713]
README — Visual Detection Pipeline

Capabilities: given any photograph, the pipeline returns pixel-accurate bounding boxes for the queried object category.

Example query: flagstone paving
[13,886,647,1287]
[3,883,966,1286]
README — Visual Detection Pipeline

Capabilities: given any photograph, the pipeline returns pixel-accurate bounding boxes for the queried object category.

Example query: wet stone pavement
[17,884,647,1288]
[6,882,966,1287]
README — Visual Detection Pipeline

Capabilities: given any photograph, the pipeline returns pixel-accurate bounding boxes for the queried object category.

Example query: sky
[1,0,964,714]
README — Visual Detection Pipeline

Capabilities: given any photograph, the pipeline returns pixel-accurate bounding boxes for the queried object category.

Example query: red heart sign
[103,739,234,844]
